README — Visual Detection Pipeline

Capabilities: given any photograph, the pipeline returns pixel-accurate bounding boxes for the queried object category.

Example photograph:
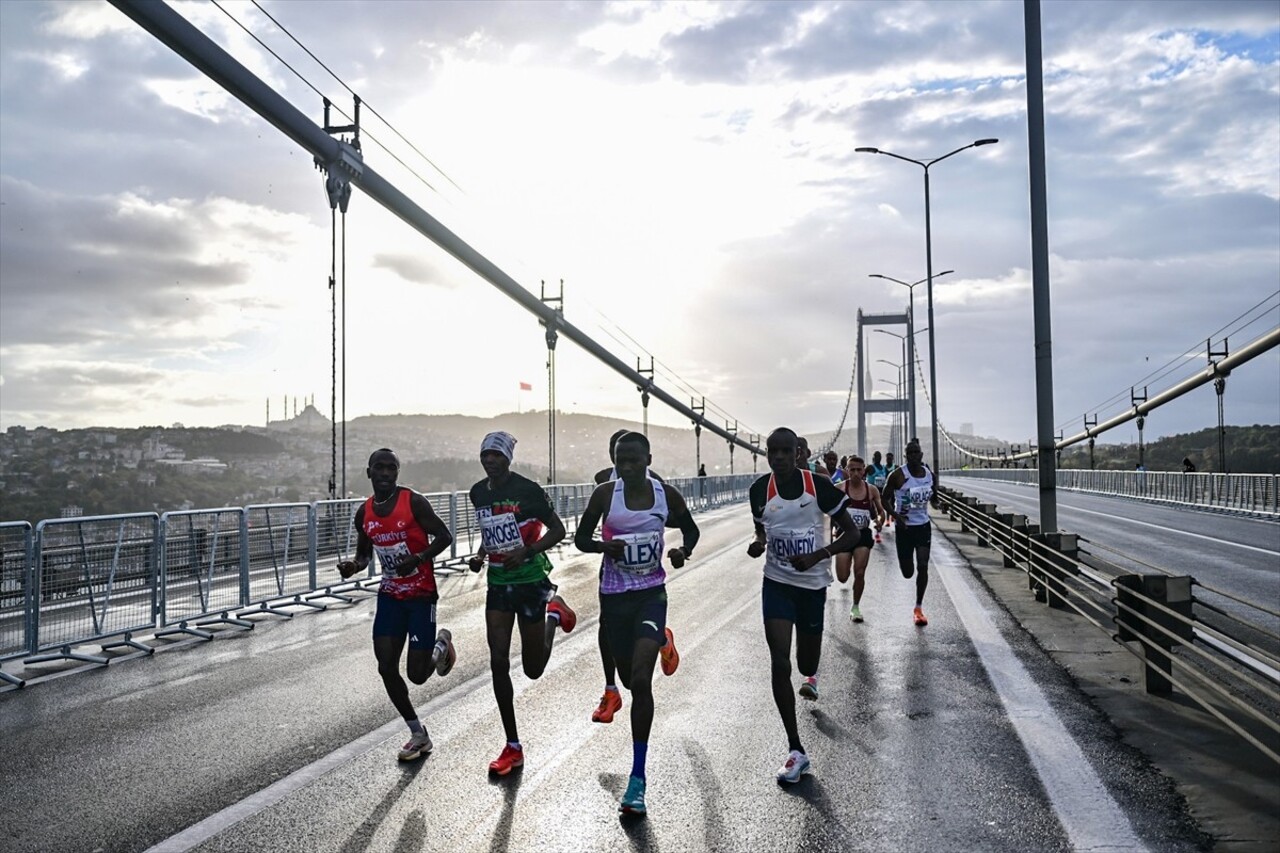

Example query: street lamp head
[855,147,880,154]
[936,269,955,278]
[974,138,999,147]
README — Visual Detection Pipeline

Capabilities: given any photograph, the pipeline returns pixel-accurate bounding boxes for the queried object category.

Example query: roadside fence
[936,485,1280,765]
[944,469,1279,517]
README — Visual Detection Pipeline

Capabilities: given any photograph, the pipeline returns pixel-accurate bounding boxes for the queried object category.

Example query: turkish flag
[519,382,533,391]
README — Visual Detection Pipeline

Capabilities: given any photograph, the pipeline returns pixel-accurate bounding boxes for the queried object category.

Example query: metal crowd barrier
[28,513,159,667]
[936,486,1280,765]
[0,475,754,686]
[945,469,1280,516]
[1,522,33,686]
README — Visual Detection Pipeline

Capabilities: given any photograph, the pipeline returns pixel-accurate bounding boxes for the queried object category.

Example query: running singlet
[600,479,668,595]
[843,483,875,530]
[867,463,888,488]
[896,466,936,526]
[750,469,847,591]
[468,472,555,585]
[360,489,437,599]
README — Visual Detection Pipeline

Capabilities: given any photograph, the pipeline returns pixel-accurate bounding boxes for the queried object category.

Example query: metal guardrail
[945,469,1280,516]
[0,475,755,686]
[936,486,1280,764]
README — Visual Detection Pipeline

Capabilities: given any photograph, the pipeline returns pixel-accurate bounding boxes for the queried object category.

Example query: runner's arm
[402,492,453,573]
[501,491,567,568]
[869,484,886,530]
[574,483,625,559]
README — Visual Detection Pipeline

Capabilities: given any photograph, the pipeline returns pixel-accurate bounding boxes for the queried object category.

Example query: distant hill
[1058,424,1280,473]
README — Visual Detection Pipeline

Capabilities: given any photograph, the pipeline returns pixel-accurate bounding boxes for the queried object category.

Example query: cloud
[372,252,455,287]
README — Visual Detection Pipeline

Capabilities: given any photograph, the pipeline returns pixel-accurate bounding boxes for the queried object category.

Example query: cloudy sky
[1,0,1277,451]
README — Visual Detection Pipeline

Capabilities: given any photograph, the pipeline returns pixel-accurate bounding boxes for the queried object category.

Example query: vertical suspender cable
[329,207,337,499]
[341,209,347,498]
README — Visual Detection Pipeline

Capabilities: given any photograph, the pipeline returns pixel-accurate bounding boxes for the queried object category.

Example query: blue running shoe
[619,775,647,815]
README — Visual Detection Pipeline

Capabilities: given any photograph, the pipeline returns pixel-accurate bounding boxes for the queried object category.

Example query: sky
[1,0,1278,450]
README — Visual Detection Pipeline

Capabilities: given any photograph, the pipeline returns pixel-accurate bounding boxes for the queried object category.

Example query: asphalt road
[0,504,1210,853]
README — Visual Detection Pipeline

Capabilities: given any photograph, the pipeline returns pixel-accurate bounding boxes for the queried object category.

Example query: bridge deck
[0,505,1245,852]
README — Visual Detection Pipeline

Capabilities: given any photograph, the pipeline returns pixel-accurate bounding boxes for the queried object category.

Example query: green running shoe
[619,775,647,815]
[850,604,863,623]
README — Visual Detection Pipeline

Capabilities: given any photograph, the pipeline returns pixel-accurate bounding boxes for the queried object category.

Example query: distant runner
[748,428,858,785]
[337,448,456,762]
[466,431,575,777]
[835,455,885,623]
[575,431,699,816]
[881,439,939,627]
[822,450,845,485]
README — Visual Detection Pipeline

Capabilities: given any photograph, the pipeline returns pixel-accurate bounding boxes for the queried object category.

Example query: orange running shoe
[488,743,524,776]
[659,627,680,676]
[913,606,928,627]
[592,688,623,723]
[548,595,577,633]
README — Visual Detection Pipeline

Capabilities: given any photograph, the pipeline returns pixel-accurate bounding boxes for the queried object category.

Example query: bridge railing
[936,485,1280,765]
[0,475,755,684]
[944,469,1280,516]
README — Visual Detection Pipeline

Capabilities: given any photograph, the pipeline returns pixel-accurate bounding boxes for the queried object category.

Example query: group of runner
[336,427,936,814]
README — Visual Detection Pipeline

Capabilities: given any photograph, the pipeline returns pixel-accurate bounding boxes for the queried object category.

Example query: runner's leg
[486,609,520,743]
[764,618,803,753]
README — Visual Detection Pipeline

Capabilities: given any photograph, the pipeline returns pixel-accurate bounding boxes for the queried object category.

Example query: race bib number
[478,510,523,555]
[769,526,817,564]
[904,486,932,511]
[614,531,663,575]
[850,508,872,529]
[374,541,417,578]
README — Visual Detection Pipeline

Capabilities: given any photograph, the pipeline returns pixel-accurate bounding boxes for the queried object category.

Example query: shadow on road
[337,756,429,853]
[486,766,524,853]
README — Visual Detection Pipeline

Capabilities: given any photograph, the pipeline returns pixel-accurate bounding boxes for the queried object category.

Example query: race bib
[374,541,417,578]
[769,526,817,563]
[614,531,663,575]
[850,508,872,529]
[479,510,523,555]
[905,486,931,510]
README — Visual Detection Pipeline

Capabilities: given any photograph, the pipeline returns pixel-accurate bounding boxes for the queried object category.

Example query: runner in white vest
[747,428,860,785]
[881,439,940,627]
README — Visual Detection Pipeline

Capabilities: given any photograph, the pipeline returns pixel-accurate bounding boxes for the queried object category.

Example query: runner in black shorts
[467,431,575,776]
[590,429,671,725]
[881,440,939,626]
[576,432,699,815]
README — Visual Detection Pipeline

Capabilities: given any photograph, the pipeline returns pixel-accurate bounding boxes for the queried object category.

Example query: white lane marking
[959,482,1279,556]
[144,533,754,853]
[934,542,1150,853]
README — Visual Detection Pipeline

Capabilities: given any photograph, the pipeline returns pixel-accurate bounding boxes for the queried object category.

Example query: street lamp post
[871,270,953,443]
[858,139,998,470]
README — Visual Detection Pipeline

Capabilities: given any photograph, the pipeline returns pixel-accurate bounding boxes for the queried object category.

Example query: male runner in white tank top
[747,428,860,784]
[575,432,699,816]
[881,440,940,626]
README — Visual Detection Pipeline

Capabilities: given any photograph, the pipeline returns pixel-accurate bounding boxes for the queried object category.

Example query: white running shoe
[776,750,810,784]
[398,730,433,761]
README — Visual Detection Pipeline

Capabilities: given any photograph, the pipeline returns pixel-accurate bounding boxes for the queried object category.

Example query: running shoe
[776,750,810,784]
[874,531,882,544]
[850,604,864,623]
[913,606,928,627]
[488,744,524,776]
[397,730,432,762]
[592,689,623,724]
[548,595,577,633]
[619,775,647,815]
[798,676,819,701]
[659,626,680,676]
[434,628,456,676]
